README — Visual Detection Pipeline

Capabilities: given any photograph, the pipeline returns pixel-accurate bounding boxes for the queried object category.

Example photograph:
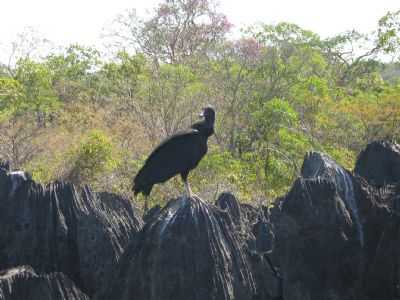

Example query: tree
[100,51,146,106]
[66,130,117,187]
[46,45,101,104]
[377,10,400,57]
[14,58,60,126]
[2,27,51,76]
[321,10,400,87]
[204,38,261,155]
[0,78,42,168]
[289,75,331,141]
[322,31,382,87]
[106,0,231,64]
[0,77,25,119]
[247,98,311,197]
[134,63,205,142]
[0,61,59,168]
[248,22,328,101]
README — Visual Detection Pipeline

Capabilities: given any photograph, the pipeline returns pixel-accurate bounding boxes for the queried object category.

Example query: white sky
[0,0,399,62]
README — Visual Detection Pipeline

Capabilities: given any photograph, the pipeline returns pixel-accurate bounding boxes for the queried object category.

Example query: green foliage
[244,98,314,198]
[68,130,118,186]
[47,45,100,80]
[2,4,400,209]
[1,59,61,122]
[101,52,146,96]
[15,58,60,118]
[193,149,257,201]
[251,98,299,138]
[135,63,206,137]
[378,10,400,54]
[45,45,101,104]
[0,77,25,119]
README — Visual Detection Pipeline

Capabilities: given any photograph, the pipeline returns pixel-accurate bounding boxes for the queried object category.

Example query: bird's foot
[184,182,195,199]
[183,182,205,202]
[184,190,196,199]
[189,192,200,200]
[183,190,202,201]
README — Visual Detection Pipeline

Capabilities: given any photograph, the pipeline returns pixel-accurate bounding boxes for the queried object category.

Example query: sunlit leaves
[67,130,117,186]
[251,98,299,138]
[0,77,25,119]
[45,45,101,103]
[378,10,400,55]
[2,5,400,206]
[15,58,60,116]
[101,51,146,97]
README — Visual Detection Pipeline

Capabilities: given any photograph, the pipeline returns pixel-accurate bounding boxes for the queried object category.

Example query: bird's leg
[185,181,202,200]
[144,196,149,213]
[181,172,191,199]
[184,181,193,199]
[182,172,195,199]
[181,172,201,200]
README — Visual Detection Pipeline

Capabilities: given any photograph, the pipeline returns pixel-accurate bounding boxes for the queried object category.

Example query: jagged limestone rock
[96,196,256,300]
[355,140,400,187]
[0,266,89,300]
[0,178,143,296]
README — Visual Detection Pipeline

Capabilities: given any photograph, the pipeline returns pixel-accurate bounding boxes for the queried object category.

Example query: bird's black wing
[133,129,206,194]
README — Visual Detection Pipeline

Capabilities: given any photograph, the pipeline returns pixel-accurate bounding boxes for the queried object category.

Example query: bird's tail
[132,176,141,195]
[132,184,140,196]
[132,174,152,197]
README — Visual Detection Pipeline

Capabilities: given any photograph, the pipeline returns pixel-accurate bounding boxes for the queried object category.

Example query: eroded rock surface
[0,266,89,300]
[268,142,400,300]
[215,192,281,300]
[216,192,242,226]
[302,151,364,246]
[355,140,400,186]
[273,178,360,300]
[0,178,143,296]
[96,196,256,300]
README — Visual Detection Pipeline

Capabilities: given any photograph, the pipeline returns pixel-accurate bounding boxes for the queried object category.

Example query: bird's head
[199,106,215,125]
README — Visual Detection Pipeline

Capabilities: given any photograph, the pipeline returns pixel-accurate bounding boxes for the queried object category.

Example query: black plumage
[0,160,10,171]
[133,106,215,206]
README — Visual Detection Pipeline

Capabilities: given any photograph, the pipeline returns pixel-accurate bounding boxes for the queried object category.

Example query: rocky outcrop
[0,174,143,296]
[0,266,89,300]
[302,151,364,246]
[273,178,360,300]
[95,196,256,300]
[267,141,400,300]
[355,140,400,186]
[215,192,282,300]
[143,204,161,223]
[352,177,400,300]
[216,192,242,226]
[2,140,400,300]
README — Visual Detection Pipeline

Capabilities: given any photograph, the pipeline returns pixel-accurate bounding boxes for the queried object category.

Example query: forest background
[1,0,400,207]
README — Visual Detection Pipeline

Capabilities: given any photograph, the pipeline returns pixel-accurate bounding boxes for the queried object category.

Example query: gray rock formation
[215,192,282,300]
[355,140,400,186]
[95,196,256,300]
[267,142,400,300]
[302,151,364,246]
[272,178,359,300]
[0,177,143,296]
[0,266,89,300]
[216,192,242,226]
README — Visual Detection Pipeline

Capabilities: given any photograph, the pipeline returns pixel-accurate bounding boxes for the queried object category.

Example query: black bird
[133,106,215,209]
